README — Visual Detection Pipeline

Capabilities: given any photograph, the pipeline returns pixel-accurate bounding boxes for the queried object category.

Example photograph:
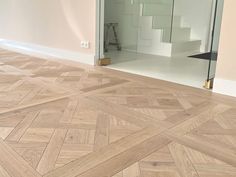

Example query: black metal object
[104,23,122,52]
[189,52,218,61]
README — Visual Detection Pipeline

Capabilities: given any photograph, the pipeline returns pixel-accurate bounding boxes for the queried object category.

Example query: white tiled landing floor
[105,51,217,89]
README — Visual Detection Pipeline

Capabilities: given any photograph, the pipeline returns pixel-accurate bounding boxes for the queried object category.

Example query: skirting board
[213,78,236,97]
[0,39,96,65]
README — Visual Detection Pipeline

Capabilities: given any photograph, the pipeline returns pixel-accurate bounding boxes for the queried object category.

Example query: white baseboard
[0,39,95,65]
[213,78,236,97]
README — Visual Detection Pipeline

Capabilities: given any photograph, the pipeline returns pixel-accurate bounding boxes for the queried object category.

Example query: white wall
[0,0,96,64]
[213,0,236,97]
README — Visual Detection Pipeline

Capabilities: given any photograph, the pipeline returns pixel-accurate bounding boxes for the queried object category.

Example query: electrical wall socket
[81,41,90,49]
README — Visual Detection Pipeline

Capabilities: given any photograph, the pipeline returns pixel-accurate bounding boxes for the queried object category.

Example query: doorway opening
[97,0,224,89]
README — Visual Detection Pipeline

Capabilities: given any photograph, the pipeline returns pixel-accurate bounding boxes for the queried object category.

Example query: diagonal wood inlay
[0,48,236,177]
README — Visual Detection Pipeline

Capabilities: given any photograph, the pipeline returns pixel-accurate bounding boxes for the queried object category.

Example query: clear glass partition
[103,0,175,59]
[101,0,224,89]
[103,0,177,58]
[103,0,140,59]
[141,0,174,42]
[207,0,224,83]
[171,0,224,88]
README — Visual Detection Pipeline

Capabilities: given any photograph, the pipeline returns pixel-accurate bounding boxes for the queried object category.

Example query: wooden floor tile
[0,49,235,177]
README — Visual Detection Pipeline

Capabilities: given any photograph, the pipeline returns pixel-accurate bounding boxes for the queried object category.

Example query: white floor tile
[105,51,216,89]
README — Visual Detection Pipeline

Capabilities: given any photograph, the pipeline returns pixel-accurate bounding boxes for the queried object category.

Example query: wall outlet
[81,41,90,49]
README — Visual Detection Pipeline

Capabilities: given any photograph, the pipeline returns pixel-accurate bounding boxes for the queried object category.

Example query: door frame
[95,0,105,65]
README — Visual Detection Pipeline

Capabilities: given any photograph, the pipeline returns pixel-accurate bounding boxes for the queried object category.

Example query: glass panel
[207,0,224,80]
[103,0,175,60]
[171,0,214,52]
[101,0,224,88]
[139,0,174,42]
[104,0,140,57]
[171,0,224,87]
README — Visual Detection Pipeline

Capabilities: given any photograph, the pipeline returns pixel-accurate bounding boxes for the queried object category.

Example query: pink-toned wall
[0,0,96,54]
[215,0,236,81]
[213,0,236,97]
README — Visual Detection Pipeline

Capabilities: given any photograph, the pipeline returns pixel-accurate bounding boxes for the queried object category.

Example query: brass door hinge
[204,78,214,89]
[98,58,111,66]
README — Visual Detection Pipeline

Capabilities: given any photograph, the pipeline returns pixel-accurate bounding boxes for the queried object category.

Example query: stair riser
[162,28,191,42]
[172,41,201,54]
[105,0,202,57]
[137,41,201,57]
[153,16,181,29]
[139,0,173,4]
[143,4,172,16]
[137,43,172,57]
[139,30,162,43]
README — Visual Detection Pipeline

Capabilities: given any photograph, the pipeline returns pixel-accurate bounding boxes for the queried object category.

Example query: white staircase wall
[153,16,181,29]
[138,16,172,57]
[139,0,173,4]
[119,14,139,51]
[162,27,191,42]
[142,4,172,16]
[171,40,201,55]
[104,0,202,57]
[174,0,215,52]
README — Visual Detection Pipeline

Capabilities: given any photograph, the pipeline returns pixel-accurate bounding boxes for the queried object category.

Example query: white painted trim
[213,78,236,97]
[0,39,95,65]
[100,0,105,59]
[95,0,100,63]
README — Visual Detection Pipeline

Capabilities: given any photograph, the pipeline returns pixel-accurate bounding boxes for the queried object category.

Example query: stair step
[139,0,173,5]
[162,27,191,42]
[137,40,201,57]
[139,28,162,40]
[171,40,201,54]
[137,42,172,57]
[153,16,181,29]
[105,0,202,57]
[142,4,172,16]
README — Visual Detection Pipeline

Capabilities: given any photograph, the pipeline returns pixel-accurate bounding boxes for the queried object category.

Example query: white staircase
[137,15,201,56]
[106,0,201,57]
[138,0,201,57]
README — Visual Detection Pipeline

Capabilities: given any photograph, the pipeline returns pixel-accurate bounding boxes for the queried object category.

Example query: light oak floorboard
[0,49,236,177]
[0,138,41,177]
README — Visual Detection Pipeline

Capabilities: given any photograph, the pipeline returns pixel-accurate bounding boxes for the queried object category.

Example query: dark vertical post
[207,0,219,81]
[98,0,101,59]
[169,0,175,43]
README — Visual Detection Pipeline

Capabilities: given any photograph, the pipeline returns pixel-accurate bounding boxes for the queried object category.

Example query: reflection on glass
[104,0,140,53]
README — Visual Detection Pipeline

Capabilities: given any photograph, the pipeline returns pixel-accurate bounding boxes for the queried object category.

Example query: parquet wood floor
[0,48,236,177]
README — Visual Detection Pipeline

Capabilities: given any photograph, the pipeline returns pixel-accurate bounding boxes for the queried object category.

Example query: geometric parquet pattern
[0,48,236,177]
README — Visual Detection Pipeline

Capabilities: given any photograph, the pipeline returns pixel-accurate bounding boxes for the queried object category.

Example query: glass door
[102,0,140,63]
[101,0,175,62]
[98,0,224,89]
[206,0,224,88]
